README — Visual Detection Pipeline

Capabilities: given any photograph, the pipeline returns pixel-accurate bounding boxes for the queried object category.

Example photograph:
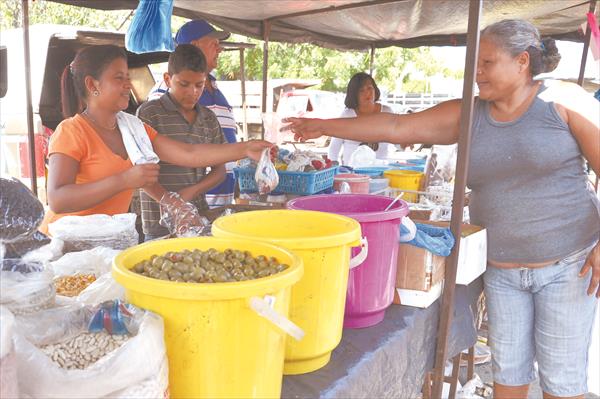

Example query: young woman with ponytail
[40,45,270,233]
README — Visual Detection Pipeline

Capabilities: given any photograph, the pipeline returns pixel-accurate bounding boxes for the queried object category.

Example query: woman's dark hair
[168,44,207,75]
[481,19,561,76]
[60,44,127,118]
[344,72,380,110]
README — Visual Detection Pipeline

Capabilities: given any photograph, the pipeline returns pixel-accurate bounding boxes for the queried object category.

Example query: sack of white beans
[13,303,169,398]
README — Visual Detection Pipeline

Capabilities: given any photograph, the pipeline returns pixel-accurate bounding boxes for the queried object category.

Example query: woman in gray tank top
[286,19,599,399]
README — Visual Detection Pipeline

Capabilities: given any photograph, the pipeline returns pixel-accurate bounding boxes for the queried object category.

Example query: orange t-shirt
[39,114,158,234]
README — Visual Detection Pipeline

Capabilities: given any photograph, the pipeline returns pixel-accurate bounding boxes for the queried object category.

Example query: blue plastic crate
[234,166,339,195]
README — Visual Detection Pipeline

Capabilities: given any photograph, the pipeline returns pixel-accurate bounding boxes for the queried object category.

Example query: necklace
[83,109,118,131]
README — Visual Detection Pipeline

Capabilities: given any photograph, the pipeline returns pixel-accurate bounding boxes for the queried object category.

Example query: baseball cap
[175,20,230,45]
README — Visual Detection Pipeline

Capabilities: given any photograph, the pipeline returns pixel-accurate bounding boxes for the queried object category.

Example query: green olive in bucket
[131,249,289,283]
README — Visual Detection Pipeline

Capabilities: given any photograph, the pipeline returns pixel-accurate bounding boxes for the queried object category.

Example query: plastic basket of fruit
[235,166,339,195]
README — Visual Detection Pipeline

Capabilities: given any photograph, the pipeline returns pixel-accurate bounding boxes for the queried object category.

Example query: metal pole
[369,45,375,75]
[21,0,37,196]
[261,21,271,140]
[578,0,596,86]
[239,48,248,141]
[431,0,482,397]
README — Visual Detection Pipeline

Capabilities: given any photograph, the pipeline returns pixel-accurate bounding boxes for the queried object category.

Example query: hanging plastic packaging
[125,0,175,53]
[255,148,279,194]
[159,192,210,237]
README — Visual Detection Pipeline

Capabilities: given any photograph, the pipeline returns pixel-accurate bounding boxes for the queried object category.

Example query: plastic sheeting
[51,0,591,50]
[282,278,482,398]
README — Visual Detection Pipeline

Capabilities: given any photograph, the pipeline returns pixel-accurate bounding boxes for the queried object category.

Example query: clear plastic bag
[0,306,19,399]
[0,267,55,315]
[348,145,377,168]
[0,177,45,243]
[50,247,120,278]
[159,192,210,237]
[125,0,175,53]
[13,303,168,398]
[48,214,139,252]
[254,148,279,194]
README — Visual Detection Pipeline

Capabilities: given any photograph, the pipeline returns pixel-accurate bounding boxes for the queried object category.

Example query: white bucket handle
[249,296,304,341]
[349,237,369,269]
[399,216,417,242]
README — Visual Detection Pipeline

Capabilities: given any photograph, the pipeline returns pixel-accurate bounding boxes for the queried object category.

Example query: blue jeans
[484,241,598,397]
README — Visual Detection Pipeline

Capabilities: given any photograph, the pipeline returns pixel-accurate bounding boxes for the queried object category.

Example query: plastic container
[389,163,425,172]
[288,195,409,328]
[212,210,364,375]
[112,237,303,399]
[333,173,370,194]
[353,166,390,177]
[384,170,424,202]
[234,166,338,195]
[369,177,389,194]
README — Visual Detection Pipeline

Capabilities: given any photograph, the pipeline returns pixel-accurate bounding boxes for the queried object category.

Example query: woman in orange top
[40,45,269,234]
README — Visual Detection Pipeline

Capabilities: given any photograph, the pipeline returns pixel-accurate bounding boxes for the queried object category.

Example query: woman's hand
[121,163,160,189]
[244,140,273,162]
[282,117,326,142]
[579,241,600,297]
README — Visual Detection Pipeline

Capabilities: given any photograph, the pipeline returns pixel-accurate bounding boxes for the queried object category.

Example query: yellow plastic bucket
[112,237,303,399]
[212,210,364,375]
[384,169,424,202]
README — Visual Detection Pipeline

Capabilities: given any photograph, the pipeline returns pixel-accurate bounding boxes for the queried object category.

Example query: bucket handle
[399,216,417,242]
[249,296,305,341]
[349,237,369,269]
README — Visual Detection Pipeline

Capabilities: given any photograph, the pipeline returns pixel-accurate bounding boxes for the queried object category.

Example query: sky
[430,40,600,81]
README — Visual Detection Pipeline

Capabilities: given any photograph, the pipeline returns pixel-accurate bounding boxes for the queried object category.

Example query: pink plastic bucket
[333,173,370,194]
[287,194,408,328]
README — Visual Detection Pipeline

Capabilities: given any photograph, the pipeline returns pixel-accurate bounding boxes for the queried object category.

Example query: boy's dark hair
[168,44,207,75]
[344,72,380,110]
[60,45,127,118]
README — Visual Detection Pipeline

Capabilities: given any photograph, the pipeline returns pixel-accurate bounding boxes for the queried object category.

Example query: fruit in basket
[274,162,287,171]
[131,248,289,283]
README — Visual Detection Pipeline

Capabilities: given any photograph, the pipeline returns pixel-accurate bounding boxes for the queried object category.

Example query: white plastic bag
[0,306,19,399]
[348,145,377,168]
[255,148,279,194]
[50,247,120,278]
[14,305,168,398]
[76,274,125,306]
[0,267,55,315]
[49,214,139,252]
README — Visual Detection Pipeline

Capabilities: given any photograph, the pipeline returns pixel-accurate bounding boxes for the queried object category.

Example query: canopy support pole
[369,45,376,75]
[578,0,596,86]
[261,20,271,140]
[21,0,37,196]
[240,48,248,141]
[431,0,482,397]
[577,0,598,192]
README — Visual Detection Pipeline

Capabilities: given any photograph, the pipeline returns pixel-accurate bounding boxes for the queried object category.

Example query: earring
[93,90,99,96]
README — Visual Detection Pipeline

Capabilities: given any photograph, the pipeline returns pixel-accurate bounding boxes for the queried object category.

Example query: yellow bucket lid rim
[211,210,362,250]
[112,237,303,300]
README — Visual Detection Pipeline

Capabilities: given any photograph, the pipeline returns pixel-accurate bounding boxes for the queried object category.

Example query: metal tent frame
[20,1,598,397]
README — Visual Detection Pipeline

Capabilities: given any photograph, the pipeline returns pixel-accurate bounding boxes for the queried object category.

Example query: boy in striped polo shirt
[138,44,226,240]
[149,19,237,207]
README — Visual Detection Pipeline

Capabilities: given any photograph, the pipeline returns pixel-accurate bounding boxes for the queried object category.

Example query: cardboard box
[393,281,443,308]
[419,220,487,285]
[396,243,445,291]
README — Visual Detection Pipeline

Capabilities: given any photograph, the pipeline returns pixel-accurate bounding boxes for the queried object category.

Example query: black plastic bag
[0,178,44,242]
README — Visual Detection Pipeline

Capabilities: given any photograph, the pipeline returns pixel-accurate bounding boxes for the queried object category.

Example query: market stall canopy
[51,0,591,49]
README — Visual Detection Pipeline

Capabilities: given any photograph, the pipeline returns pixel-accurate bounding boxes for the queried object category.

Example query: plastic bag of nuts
[0,264,55,315]
[13,303,169,398]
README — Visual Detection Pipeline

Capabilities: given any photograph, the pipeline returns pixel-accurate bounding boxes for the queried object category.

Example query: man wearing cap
[149,19,238,207]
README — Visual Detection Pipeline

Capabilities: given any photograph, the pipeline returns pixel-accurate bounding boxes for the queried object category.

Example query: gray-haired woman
[286,19,600,399]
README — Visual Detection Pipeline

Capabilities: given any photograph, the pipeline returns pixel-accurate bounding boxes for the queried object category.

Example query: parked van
[0,24,167,180]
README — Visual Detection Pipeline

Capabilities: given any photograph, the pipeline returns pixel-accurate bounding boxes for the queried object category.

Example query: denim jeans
[484,241,599,397]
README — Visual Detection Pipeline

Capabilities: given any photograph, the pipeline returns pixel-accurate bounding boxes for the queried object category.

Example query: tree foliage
[1,0,463,93]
